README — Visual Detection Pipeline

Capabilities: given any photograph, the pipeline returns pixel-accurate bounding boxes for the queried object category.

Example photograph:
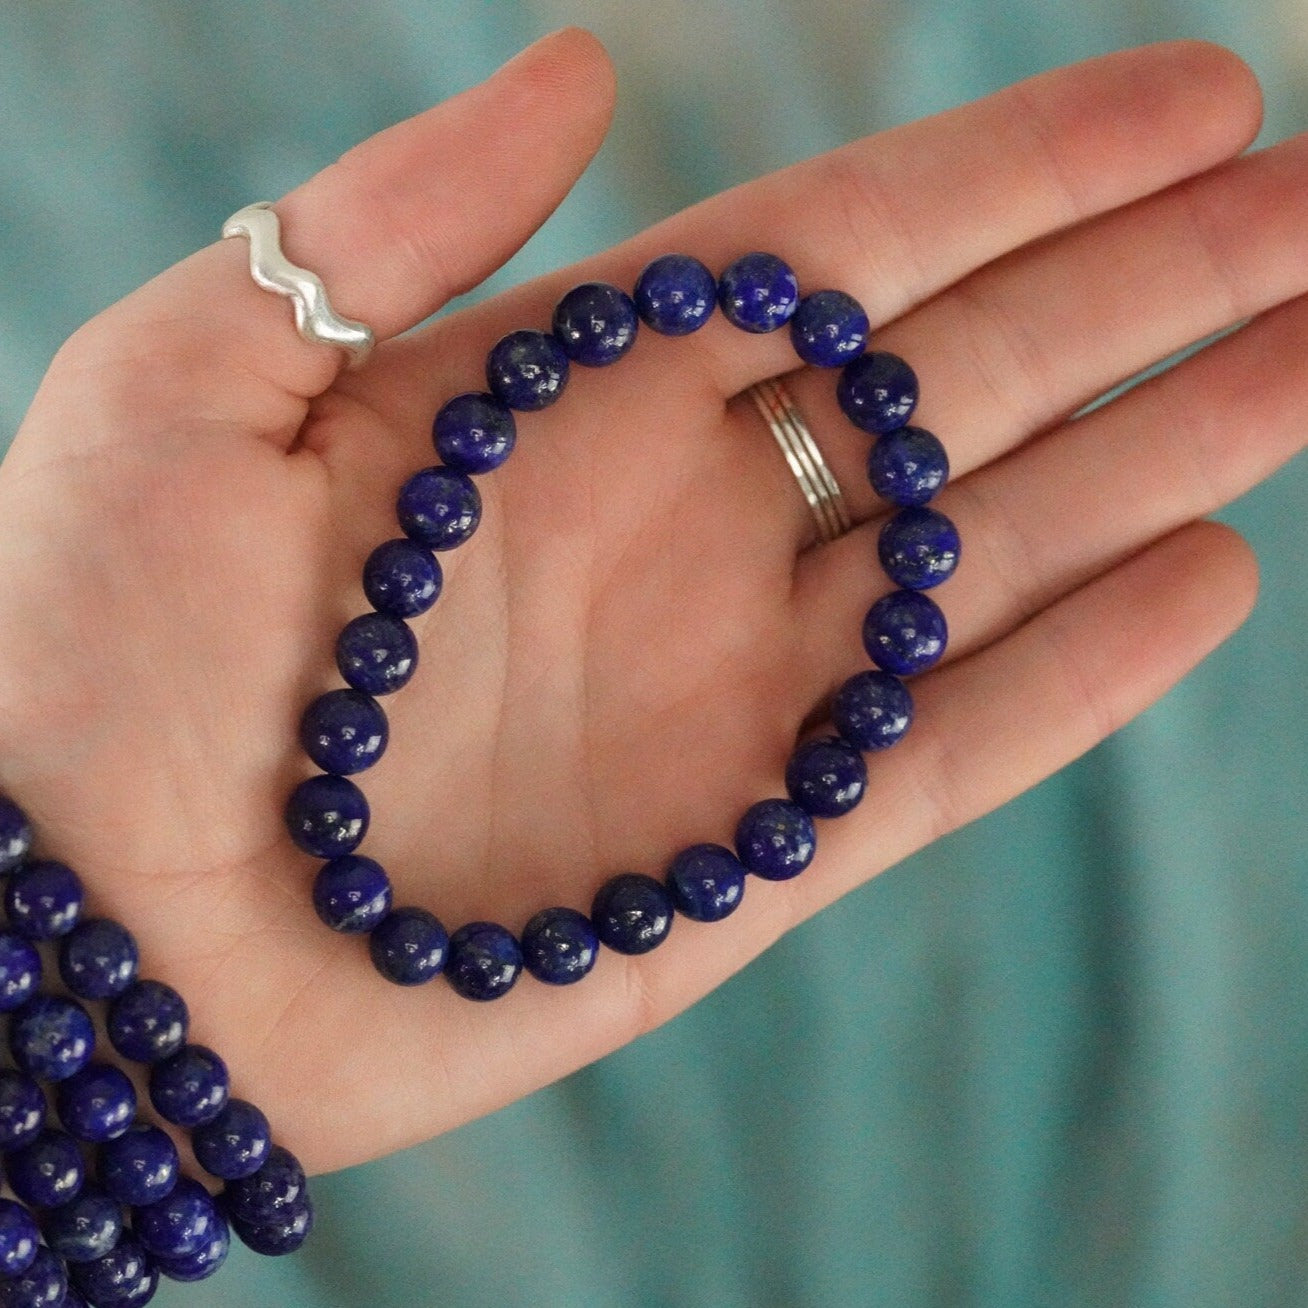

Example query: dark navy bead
[878,506,961,591]
[867,425,949,506]
[283,774,369,859]
[832,670,914,751]
[485,328,570,411]
[55,1063,136,1142]
[230,1195,313,1256]
[70,1234,157,1308]
[221,1145,307,1226]
[98,1125,179,1208]
[396,466,481,551]
[155,1207,228,1281]
[4,859,83,939]
[58,918,138,1001]
[633,253,716,335]
[133,1176,220,1261]
[298,689,389,776]
[784,736,869,818]
[590,873,673,955]
[444,921,522,1001]
[862,589,948,676]
[519,906,598,986]
[664,843,746,923]
[147,1044,228,1128]
[106,980,187,1064]
[41,1185,123,1263]
[335,612,418,696]
[0,796,32,877]
[5,1128,84,1208]
[789,289,870,367]
[9,994,94,1082]
[0,1070,46,1152]
[432,391,517,475]
[0,932,40,1011]
[369,906,447,986]
[734,799,817,880]
[192,1098,270,1181]
[0,1244,66,1308]
[0,1197,38,1275]
[552,282,639,366]
[362,538,443,618]
[312,855,392,933]
[837,351,919,433]
[717,252,799,333]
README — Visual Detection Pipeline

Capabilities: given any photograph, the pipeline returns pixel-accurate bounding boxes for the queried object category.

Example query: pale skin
[0,28,1298,1176]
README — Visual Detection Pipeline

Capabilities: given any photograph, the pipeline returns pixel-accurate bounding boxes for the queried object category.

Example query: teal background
[1,2,1306,1304]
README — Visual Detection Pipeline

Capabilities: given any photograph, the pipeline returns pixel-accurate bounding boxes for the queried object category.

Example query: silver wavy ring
[747,376,852,544]
[221,201,376,370]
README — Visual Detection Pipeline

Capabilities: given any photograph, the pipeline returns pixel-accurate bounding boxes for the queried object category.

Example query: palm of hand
[0,31,1297,1174]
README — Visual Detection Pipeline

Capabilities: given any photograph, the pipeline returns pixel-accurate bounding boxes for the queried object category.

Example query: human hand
[0,28,1295,1175]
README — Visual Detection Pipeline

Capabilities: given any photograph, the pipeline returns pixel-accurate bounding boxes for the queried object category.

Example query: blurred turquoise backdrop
[1,2,1306,1305]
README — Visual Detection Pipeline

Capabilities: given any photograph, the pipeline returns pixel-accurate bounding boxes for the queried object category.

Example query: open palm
[0,30,1298,1176]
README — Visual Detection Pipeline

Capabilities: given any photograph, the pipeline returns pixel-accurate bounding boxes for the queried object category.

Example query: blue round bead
[664,843,746,923]
[335,612,419,696]
[9,994,95,1082]
[4,859,83,939]
[0,932,40,1011]
[312,855,392,933]
[784,736,869,818]
[789,289,870,367]
[519,906,598,986]
[0,1069,46,1153]
[444,921,523,1001]
[837,351,919,433]
[395,466,481,551]
[192,1098,271,1181]
[867,425,949,506]
[591,873,674,955]
[369,906,448,986]
[863,589,948,676]
[106,980,188,1064]
[230,1195,313,1256]
[831,670,914,752]
[283,774,369,859]
[155,1207,228,1282]
[878,506,961,591]
[717,252,799,333]
[0,1197,39,1276]
[58,918,139,1000]
[70,1234,156,1308]
[552,282,639,366]
[221,1145,307,1226]
[298,689,389,776]
[734,799,817,880]
[97,1125,179,1208]
[633,253,717,335]
[432,391,517,475]
[41,1185,123,1263]
[0,795,32,877]
[5,1128,84,1208]
[362,537,443,618]
[134,1176,219,1261]
[0,1244,66,1308]
[148,1044,228,1128]
[55,1063,136,1142]
[485,328,570,411]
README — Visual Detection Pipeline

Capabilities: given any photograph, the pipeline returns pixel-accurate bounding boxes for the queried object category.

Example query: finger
[34,28,615,454]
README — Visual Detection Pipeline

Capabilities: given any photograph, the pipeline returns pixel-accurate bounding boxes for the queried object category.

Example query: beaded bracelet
[284,249,961,998]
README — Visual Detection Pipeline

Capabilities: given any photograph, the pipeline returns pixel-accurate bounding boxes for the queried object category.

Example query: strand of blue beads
[0,795,313,1306]
[286,249,960,1000]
